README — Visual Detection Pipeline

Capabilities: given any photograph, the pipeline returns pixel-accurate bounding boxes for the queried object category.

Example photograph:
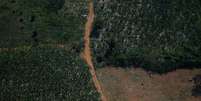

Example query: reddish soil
[97,67,201,101]
[81,1,107,101]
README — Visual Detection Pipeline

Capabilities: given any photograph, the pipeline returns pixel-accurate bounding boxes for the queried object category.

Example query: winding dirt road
[81,1,107,101]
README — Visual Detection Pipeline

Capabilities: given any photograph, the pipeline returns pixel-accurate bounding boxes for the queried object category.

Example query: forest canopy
[92,0,201,73]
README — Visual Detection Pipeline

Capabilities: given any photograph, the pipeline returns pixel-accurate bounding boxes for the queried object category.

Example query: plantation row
[92,0,201,73]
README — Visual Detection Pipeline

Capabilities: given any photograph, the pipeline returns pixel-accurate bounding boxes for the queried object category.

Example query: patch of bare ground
[97,67,201,101]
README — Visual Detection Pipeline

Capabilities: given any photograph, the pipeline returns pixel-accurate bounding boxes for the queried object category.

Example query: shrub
[192,75,201,96]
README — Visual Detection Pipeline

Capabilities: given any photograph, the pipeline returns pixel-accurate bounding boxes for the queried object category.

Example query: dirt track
[81,1,107,101]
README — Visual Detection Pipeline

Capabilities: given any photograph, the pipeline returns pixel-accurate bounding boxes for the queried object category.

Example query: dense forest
[0,0,87,47]
[92,0,201,73]
[0,0,100,100]
[0,46,99,101]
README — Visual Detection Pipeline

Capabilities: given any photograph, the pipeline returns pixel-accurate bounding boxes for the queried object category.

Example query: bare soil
[81,1,107,101]
[97,67,201,101]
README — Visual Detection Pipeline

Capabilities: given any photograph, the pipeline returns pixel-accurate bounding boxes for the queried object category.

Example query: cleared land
[97,67,201,101]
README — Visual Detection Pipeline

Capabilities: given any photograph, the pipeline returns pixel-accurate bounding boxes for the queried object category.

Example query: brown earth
[81,0,107,101]
[97,67,201,101]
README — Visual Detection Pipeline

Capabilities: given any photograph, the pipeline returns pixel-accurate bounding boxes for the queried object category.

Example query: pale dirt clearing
[97,67,201,101]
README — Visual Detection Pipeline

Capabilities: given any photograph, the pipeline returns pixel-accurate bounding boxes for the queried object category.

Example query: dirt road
[81,1,107,101]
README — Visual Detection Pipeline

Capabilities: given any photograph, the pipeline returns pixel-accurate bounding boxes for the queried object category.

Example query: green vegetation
[0,0,87,47]
[0,46,100,101]
[0,0,100,100]
[92,0,201,73]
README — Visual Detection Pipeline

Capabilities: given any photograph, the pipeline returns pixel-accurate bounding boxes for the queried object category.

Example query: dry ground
[97,67,201,101]
[82,0,107,101]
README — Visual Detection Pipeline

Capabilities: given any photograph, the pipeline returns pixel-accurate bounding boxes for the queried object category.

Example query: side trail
[81,1,107,101]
